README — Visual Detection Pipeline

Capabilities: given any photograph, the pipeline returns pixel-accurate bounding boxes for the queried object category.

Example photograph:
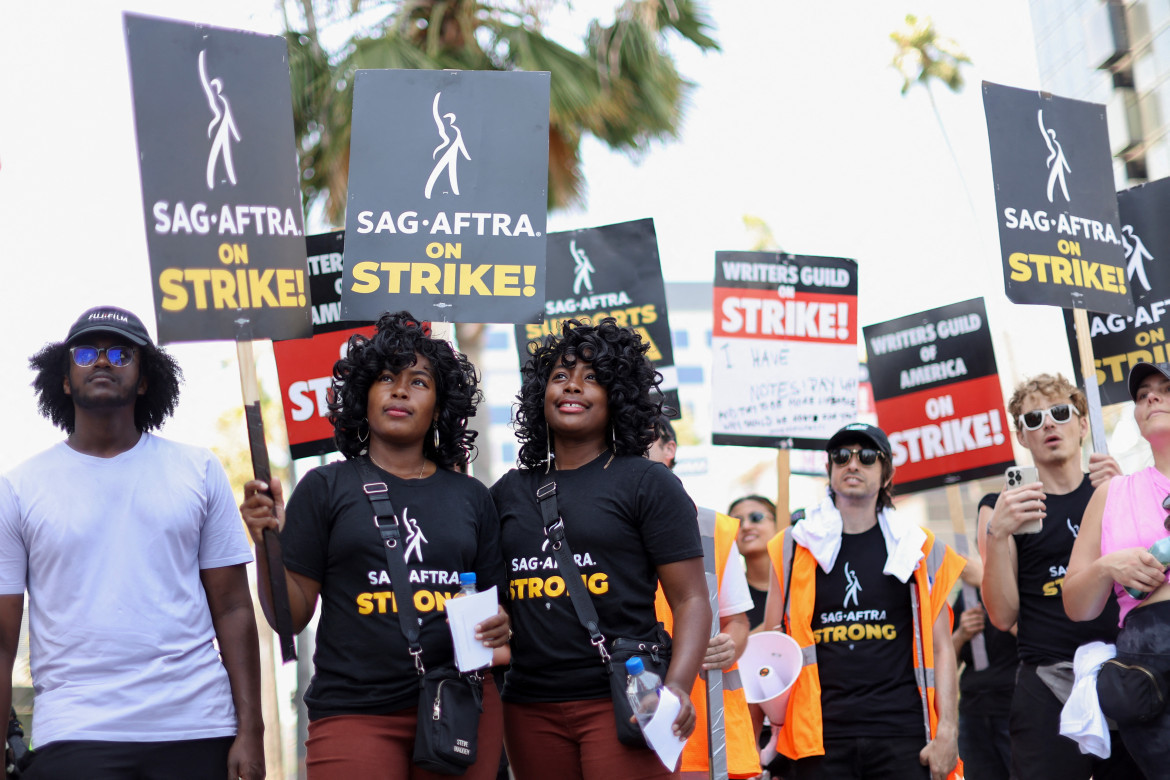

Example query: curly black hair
[29,340,183,434]
[514,317,663,469]
[330,311,481,469]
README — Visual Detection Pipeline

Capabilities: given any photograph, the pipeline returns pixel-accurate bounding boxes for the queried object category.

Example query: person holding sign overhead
[763,423,965,780]
[240,312,510,779]
[978,373,1140,779]
[0,306,264,780]
[1064,361,1170,777]
[491,317,710,779]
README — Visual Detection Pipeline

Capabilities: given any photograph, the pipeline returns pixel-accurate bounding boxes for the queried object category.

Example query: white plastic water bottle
[456,572,477,597]
[625,657,662,729]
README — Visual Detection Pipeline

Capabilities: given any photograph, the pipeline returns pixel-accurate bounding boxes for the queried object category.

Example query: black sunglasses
[738,511,774,526]
[70,345,134,368]
[829,447,882,466]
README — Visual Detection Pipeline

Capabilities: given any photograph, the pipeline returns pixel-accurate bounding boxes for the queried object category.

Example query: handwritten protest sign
[865,298,1014,494]
[342,69,550,324]
[125,13,311,343]
[983,81,1131,317]
[712,252,858,449]
[1061,177,1170,405]
[515,219,680,413]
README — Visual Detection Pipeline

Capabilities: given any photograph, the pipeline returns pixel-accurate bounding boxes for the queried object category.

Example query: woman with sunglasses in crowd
[490,317,710,779]
[239,312,510,779]
[728,495,782,632]
[1065,361,1170,777]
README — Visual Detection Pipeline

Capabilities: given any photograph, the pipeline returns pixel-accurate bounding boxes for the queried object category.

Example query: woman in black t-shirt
[240,312,510,780]
[492,317,710,780]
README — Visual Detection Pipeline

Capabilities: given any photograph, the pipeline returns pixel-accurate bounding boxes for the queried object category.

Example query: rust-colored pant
[305,676,503,780]
[503,697,679,780]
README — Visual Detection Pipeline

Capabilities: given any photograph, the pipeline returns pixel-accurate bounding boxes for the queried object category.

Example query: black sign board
[342,69,550,324]
[124,13,312,343]
[1062,177,1170,405]
[864,298,1014,494]
[513,219,680,414]
[983,81,1132,316]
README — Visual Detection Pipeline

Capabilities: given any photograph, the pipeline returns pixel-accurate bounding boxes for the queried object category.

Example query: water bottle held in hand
[1125,537,1170,600]
[625,656,662,730]
[455,572,477,598]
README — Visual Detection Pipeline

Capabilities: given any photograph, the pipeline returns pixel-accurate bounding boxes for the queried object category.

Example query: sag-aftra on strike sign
[342,69,550,324]
[983,81,1132,317]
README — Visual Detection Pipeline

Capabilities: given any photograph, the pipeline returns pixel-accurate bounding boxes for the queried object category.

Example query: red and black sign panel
[983,81,1131,317]
[864,298,1014,494]
[1062,177,1170,406]
[272,232,374,459]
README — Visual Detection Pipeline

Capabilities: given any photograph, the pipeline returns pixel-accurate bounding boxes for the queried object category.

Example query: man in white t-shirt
[0,306,263,779]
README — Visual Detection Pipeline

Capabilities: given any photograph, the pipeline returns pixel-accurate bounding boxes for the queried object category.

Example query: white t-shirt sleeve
[197,452,253,569]
[718,539,753,617]
[0,478,25,595]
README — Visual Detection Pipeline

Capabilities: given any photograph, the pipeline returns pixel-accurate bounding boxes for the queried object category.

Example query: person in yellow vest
[649,416,760,779]
[763,423,964,780]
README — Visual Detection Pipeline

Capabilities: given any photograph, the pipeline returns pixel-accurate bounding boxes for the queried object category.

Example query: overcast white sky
[0,0,1071,476]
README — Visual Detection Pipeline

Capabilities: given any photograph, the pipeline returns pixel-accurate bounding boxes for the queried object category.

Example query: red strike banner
[713,288,855,344]
[876,374,1014,490]
[273,327,374,459]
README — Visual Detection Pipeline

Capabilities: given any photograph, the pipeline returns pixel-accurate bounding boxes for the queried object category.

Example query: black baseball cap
[826,422,892,459]
[1128,361,1170,401]
[66,306,152,347]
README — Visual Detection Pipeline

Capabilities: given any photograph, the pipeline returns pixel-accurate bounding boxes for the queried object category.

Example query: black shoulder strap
[780,526,795,630]
[353,457,425,675]
[536,472,610,664]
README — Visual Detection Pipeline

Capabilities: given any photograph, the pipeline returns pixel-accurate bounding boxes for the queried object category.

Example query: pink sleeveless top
[1102,467,1170,624]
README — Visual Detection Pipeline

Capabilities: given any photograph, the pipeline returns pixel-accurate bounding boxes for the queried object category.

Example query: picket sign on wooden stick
[946,484,988,671]
[1073,308,1109,455]
[236,335,297,663]
[776,449,791,529]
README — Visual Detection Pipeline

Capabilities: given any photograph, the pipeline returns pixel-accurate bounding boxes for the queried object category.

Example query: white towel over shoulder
[790,496,927,582]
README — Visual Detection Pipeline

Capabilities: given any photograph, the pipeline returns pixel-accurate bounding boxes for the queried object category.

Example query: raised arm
[979,497,1023,631]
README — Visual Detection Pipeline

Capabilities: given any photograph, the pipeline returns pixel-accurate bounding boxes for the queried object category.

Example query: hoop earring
[433,424,440,450]
[610,425,616,449]
[544,427,554,473]
[358,419,369,443]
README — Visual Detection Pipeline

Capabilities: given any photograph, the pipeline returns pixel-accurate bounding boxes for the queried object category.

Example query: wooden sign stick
[946,483,988,671]
[1073,308,1108,454]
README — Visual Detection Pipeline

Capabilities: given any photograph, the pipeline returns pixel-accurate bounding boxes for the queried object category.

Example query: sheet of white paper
[642,686,687,771]
[444,586,497,672]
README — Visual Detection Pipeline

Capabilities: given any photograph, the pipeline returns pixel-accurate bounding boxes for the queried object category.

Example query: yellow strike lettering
[276,269,297,306]
[1072,255,1083,287]
[545,576,565,597]
[248,269,278,308]
[411,263,442,294]
[185,269,211,309]
[235,269,249,307]
[458,264,491,295]
[610,309,629,326]
[1081,261,1101,291]
[634,328,662,361]
[159,269,188,311]
[640,304,658,325]
[444,264,456,295]
[356,593,374,615]
[1050,256,1073,286]
[1029,254,1051,282]
[1008,253,1031,281]
[210,269,238,309]
[382,262,411,294]
[351,261,381,293]
[493,265,521,296]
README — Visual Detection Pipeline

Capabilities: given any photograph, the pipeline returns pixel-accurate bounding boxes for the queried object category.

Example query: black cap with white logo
[66,306,152,347]
[825,422,892,459]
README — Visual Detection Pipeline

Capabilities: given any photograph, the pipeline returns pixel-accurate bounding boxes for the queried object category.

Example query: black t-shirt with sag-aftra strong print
[811,524,922,739]
[491,453,702,703]
[280,460,505,720]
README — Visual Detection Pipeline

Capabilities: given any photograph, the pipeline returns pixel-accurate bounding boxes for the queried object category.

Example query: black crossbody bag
[536,473,671,748]
[356,459,483,775]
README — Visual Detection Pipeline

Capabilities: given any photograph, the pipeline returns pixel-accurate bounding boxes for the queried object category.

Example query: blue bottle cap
[625,656,645,675]
[459,572,477,585]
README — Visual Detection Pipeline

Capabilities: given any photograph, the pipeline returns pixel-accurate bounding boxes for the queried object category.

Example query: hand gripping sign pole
[1073,308,1109,454]
[236,321,297,663]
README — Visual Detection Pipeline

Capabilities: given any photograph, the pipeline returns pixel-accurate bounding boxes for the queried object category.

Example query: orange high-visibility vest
[766,525,965,780]
[655,510,761,779]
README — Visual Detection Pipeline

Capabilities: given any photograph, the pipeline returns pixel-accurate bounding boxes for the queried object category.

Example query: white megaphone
[739,630,802,724]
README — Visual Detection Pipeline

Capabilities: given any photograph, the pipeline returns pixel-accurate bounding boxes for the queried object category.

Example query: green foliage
[285,0,719,224]
[890,13,971,97]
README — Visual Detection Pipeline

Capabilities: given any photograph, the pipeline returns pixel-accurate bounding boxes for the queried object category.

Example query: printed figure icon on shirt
[401,508,428,563]
[843,562,862,609]
[1067,517,1079,539]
